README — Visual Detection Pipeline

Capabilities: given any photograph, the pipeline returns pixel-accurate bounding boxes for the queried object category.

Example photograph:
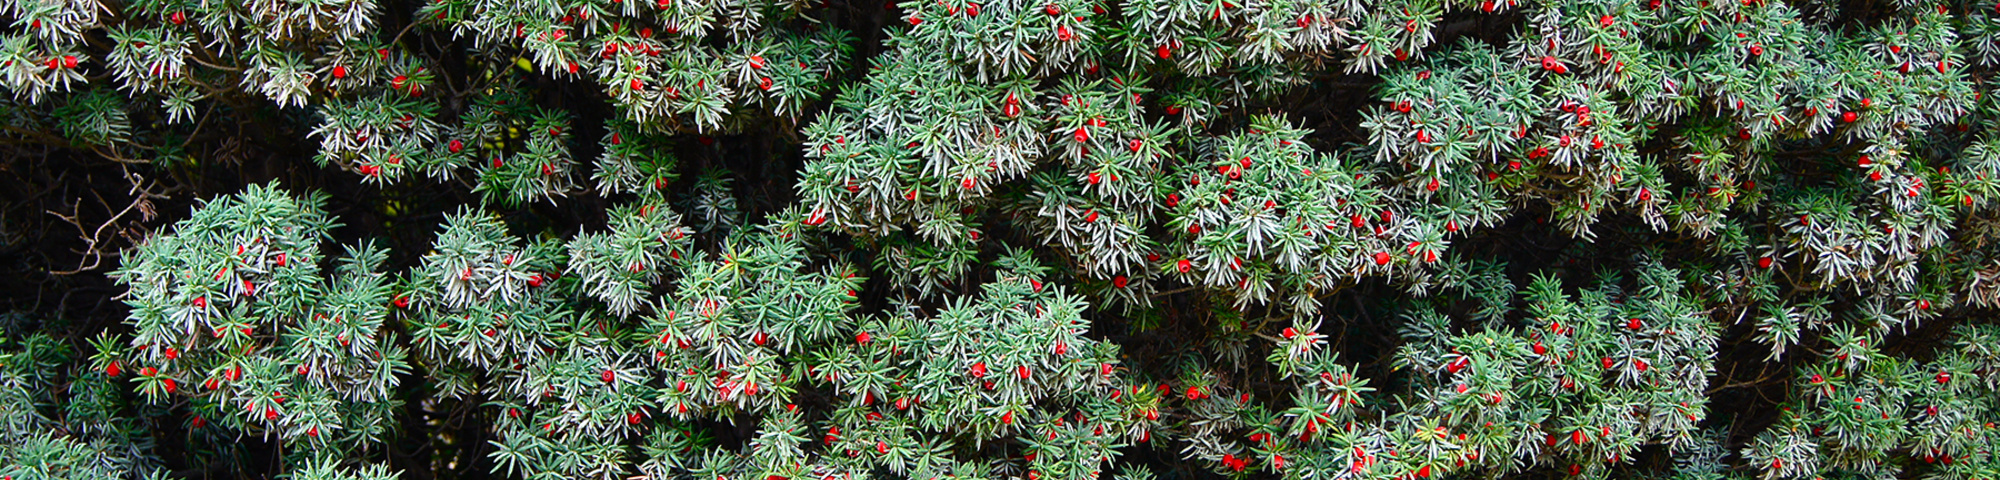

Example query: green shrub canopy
[0,0,1997,478]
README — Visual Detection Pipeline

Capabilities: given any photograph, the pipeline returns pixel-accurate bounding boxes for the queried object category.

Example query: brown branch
[1704,367,1780,396]
[44,170,166,275]
[91,145,153,164]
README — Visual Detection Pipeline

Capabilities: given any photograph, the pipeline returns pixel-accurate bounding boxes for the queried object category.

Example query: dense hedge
[1,0,1998,478]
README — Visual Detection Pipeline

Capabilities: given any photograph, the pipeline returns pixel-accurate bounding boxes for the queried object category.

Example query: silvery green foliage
[591,120,681,197]
[566,201,693,316]
[0,334,160,480]
[406,209,571,373]
[643,230,863,415]
[110,183,410,452]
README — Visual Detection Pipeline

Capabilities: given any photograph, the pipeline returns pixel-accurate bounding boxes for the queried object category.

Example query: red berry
[1373,252,1391,265]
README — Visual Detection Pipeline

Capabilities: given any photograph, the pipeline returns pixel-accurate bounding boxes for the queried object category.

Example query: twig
[387,19,425,54]
[92,145,153,164]
[1150,285,1203,298]
[187,55,243,72]
[1703,368,1778,396]
[178,101,220,150]
[45,171,166,275]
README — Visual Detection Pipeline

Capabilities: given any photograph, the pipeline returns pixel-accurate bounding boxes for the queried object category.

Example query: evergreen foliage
[2,0,2000,477]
